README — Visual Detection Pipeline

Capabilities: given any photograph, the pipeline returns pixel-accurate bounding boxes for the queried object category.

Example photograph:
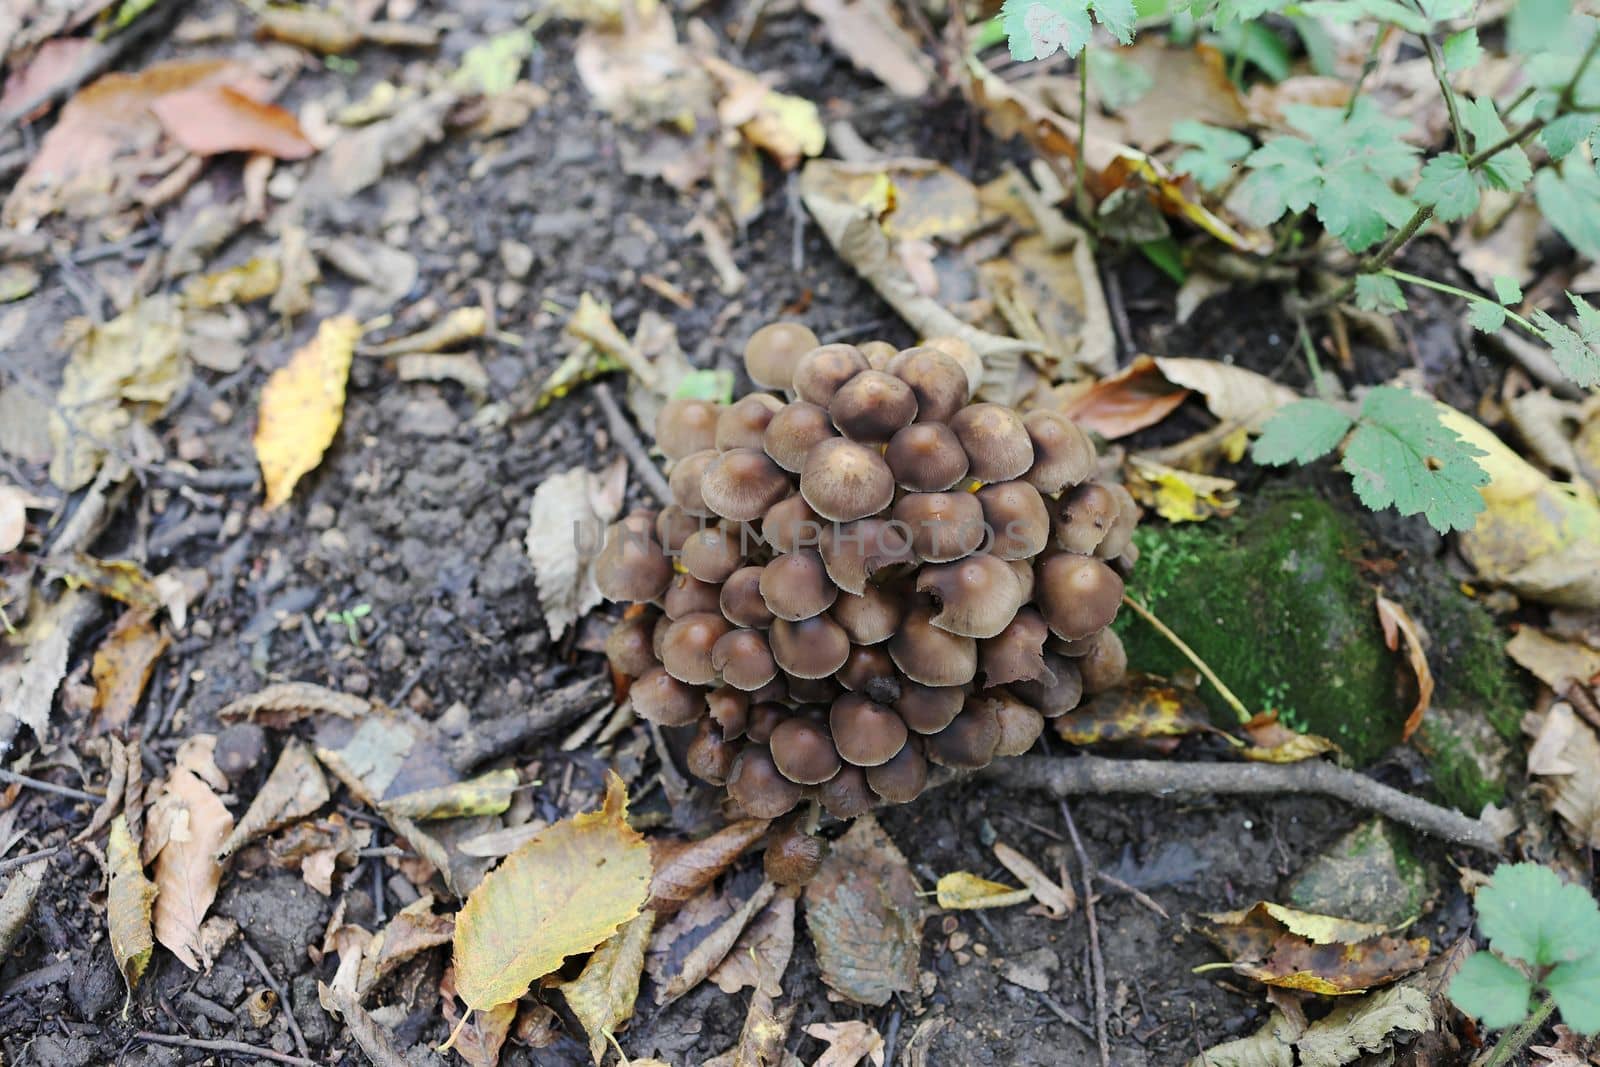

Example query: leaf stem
[1483,994,1556,1067]
[1415,14,1468,153]
[1074,49,1095,236]
[1120,594,1252,725]
[1380,267,1538,332]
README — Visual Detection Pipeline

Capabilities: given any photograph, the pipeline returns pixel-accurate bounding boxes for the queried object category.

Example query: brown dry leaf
[1150,356,1298,434]
[217,681,371,728]
[526,458,629,643]
[710,885,796,997]
[320,982,415,1066]
[1054,686,1218,746]
[359,307,487,356]
[1198,902,1429,995]
[805,1020,886,1067]
[804,815,922,1006]
[50,555,164,615]
[151,85,314,159]
[0,587,96,741]
[661,880,777,1005]
[647,817,771,913]
[1062,356,1189,440]
[0,859,47,957]
[994,842,1074,918]
[74,736,129,844]
[560,910,655,1062]
[89,609,169,735]
[1240,711,1340,764]
[380,767,520,821]
[1507,628,1600,691]
[1108,42,1247,151]
[150,768,234,970]
[0,36,98,122]
[218,739,330,859]
[935,871,1032,910]
[106,814,156,1016]
[357,893,454,996]
[270,224,318,319]
[1525,703,1600,849]
[799,0,931,98]
[450,771,651,1016]
[706,989,796,1067]
[1375,594,1434,743]
[254,315,362,510]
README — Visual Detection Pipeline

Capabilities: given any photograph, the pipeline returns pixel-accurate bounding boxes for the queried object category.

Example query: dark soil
[0,2,1513,1065]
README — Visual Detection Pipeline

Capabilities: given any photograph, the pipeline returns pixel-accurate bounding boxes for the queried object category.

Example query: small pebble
[214,723,266,781]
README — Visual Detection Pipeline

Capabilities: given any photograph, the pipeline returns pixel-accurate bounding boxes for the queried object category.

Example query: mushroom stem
[1119,594,1250,725]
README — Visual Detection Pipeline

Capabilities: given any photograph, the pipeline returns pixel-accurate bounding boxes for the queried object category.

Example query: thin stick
[1119,595,1251,724]
[134,1032,316,1066]
[1094,869,1170,920]
[239,938,311,1061]
[0,768,104,804]
[979,755,1503,853]
[0,846,60,875]
[1060,801,1110,1067]
[592,382,672,506]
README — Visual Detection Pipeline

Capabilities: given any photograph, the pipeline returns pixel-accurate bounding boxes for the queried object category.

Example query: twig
[592,382,671,507]
[1036,991,1096,1040]
[1093,869,1169,920]
[979,755,1503,853]
[0,845,60,875]
[133,1032,317,1066]
[0,768,104,804]
[1060,800,1110,1067]
[239,938,311,1061]
[1119,595,1251,724]
[1102,264,1135,359]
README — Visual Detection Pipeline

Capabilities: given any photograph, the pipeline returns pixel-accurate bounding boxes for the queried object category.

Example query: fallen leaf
[647,817,770,913]
[270,223,318,319]
[560,910,655,1062]
[218,740,330,859]
[1150,356,1299,434]
[359,307,487,356]
[0,587,97,741]
[703,56,825,170]
[182,257,281,309]
[994,841,1075,918]
[106,814,156,1016]
[357,894,454,997]
[89,609,168,735]
[1241,711,1340,764]
[0,859,47,957]
[151,84,313,159]
[74,736,130,844]
[254,315,362,510]
[706,989,795,1067]
[805,815,922,1006]
[710,885,796,997]
[151,767,234,970]
[1189,983,1431,1067]
[1375,595,1434,743]
[0,484,25,553]
[0,37,98,122]
[1126,456,1238,523]
[304,89,458,202]
[380,767,521,821]
[1525,703,1600,849]
[450,772,651,1016]
[799,0,931,98]
[321,982,415,1066]
[1054,686,1219,746]
[661,880,777,1004]
[1106,42,1246,152]
[49,555,165,614]
[526,459,628,642]
[1507,628,1600,691]
[1062,356,1189,440]
[217,681,371,728]
[1198,901,1429,995]
[935,871,1033,910]
[396,353,490,396]
[805,1020,886,1067]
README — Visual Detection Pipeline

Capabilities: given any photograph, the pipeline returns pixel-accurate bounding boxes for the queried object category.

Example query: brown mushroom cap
[686,718,738,785]
[1055,482,1120,555]
[765,820,828,886]
[716,393,786,451]
[669,448,720,517]
[837,644,900,702]
[712,628,779,691]
[1011,651,1084,717]
[925,694,1002,769]
[895,681,965,734]
[860,340,899,370]
[743,322,820,391]
[793,344,869,406]
[726,746,805,818]
[655,505,703,554]
[784,674,843,704]
[595,519,673,603]
[1036,553,1125,641]
[769,615,851,678]
[978,607,1055,688]
[819,518,915,595]
[631,667,704,726]
[917,554,1029,638]
[763,402,838,473]
[720,566,774,628]
[830,693,909,767]
[746,701,787,744]
[701,448,792,523]
[681,524,747,583]
[888,607,977,686]
[663,574,723,619]
[661,612,732,685]
[885,422,970,492]
[892,491,985,563]
[950,403,1034,483]
[748,676,789,705]
[922,336,984,396]
[829,370,918,442]
[762,494,825,555]
[830,584,906,645]
[769,717,843,785]
[708,682,751,737]
[866,739,927,803]
[651,613,671,661]
[1095,482,1139,560]
[887,347,969,423]
[759,550,838,621]
[800,438,896,523]
[1022,409,1097,493]
[605,612,659,679]
[977,481,1051,560]
[656,398,721,461]
[991,691,1046,757]
[1077,628,1128,694]
[818,765,876,819]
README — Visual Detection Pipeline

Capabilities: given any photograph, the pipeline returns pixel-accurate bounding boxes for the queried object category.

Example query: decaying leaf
[357,893,455,997]
[935,871,1033,910]
[525,458,628,642]
[75,736,131,844]
[804,815,923,1006]
[1240,711,1340,764]
[647,817,770,913]
[182,257,281,309]
[381,767,521,821]
[994,842,1075,918]
[1055,686,1219,746]
[0,859,47,958]
[1,588,97,750]
[254,315,362,510]
[710,885,796,998]
[705,989,796,1067]
[150,768,235,971]
[1126,456,1238,523]
[0,484,25,553]
[359,307,488,357]
[1375,594,1434,743]
[1190,983,1431,1067]
[150,84,314,159]
[1525,703,1600,849]
[217,681,371,728]
[805,1020,886,1067]
[1198,901,1429,995]
[1062,356,1189,440]
[660,880,776,1005]
[799,0,930,98]
[89,609,169,736]
[49,555,165,615]
[218,740,330,859]
[703,57,825,170]
[1507,628,1600,691]
[560,910,656,1062]
[451,772,651,1016]
[106,814,156,1016]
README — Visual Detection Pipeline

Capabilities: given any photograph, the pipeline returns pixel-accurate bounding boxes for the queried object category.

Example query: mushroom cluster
[595,323,1138,821]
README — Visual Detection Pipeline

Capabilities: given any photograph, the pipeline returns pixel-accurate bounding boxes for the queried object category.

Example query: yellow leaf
[450,771,652,1014]
[254,315,361,510]
[559,910,656,1063]
[52,555,164,613]
[182,257,281,308]
[380,767,521,821]
[935,871,1033,910]
[90,609,169,736]
[1126,455,1238,523]
[107,814,156,1017]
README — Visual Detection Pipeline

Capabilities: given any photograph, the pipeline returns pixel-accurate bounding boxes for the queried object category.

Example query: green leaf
[1315,166,1414,252]
[1531,294,1600,388]
[1535,165,1600,261]
[1548,954,1600,1035]
[1415,153,1478,222]
[1354,274,1407,314]
[1087,49,1155,110]
[1172,120,1253,190]
[1467,301,1507,333]
[1493,276,1523,305]
[1235,136,1322,224]
[1509,0,1576,55]
[1001,0,1093,59]
[1342,386,1488,534]
[1442,28,1482,72]
[673,369,736,403]
[1476,862,1600,969]
[1447,952,1533,1030]
[1298,0,1426,33]
[1460,97,1532,192]
[1092,0,1139,43]
[1251,400,1354,466]
[1541,114,1599,161]
[452,30,534,95]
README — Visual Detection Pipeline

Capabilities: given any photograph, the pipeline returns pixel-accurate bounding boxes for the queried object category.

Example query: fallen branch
[592,381,672,507]
[974,755,1503,854]
[134,1032,317,1067]
[449,673,610,771]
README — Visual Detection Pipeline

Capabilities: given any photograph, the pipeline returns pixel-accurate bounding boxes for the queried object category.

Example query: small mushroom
[892,491,985,563]
[925,694,1001,769]
[701,448,792,522]
[860,340,899,369]
[1011,652,1084,717]
[792,344,869,406]
[785,673,843,704]
[922,336,984,396]
[978,607,1055,687]
[866,739,927,804]
[885,422,970,492]
[631,667,704,726]
[888,607,977,687]
[1077,628,1128,694]
[800,439,896,522]
[765,819,827,886]
[770,717,843,784]
[769,614,851,678]
[895,681,965,734]
[977,481,1050,560]
[708,682,751,737]
[830,693,909,766]
[663,574,722,619]
[1036,553,1124,641]
[669,448,720,517]
[727,745,805,818]
[712,628,779,691]
[819,765,876,819]
[763,402,838,473]
[831,584,906,645]
[950,403,1034,483]
[887,346,969,423]
[917,554,1028,638]
[837,644,899,702]
[1022,409,1097,493]
[762,494,825,554]
[720,566,774,628]
[759,549,838,621]
[604,612,658,679]
[1055,482,1120,555]
[656,505,703,554]
[661,612,732,685]
[595,517,673,603]
[746,701,787,744]
[1096,482,1140,560]
[686,718,738,785]
[716,393,786,451]
[819,518,915,595]
[744,321,820,391]
[829,370,918,442]
[748,676,789,705]
[681,524,747,583]
[1007,557,1036,603]
[990,691,1045,756]
[656,398,721,460]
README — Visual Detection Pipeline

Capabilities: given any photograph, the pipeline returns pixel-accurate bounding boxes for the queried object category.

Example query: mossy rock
[1115,490,1525,810]
[1286,818,1432,926]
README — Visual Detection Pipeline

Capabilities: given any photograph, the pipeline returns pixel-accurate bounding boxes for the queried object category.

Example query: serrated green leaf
[1415,153,1478,222]
[1315,167,1414,252]
[1536,165,1600,261]
[1531,295,1600,388]
[1548,954,1600,1035]
[1251,400,1354,466]
[1001,0,1093,59]
[1354,274,1407,313]
[1509,0,1576,55]
[1467,301,1507,333]
[1442,28,1482,72]
[1493,276,1523,305]
[1172,120,1253,190]
[1341,386,1488,534]
[1448,951,1533,1030]
[1087,49,1154,110]
[1476,863,1600,969]
[1461,98,1532,192]
[1093,0,1138,43]
[1298,0,1426,33]
[1541,114,1599,160]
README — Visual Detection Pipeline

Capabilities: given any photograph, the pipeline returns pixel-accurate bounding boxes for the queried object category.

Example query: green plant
[328,603,372,645]
[1449,863,1600,1065]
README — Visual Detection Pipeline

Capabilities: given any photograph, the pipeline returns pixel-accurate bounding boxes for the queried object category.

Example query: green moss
[1414,707,1512,814]
[1397,568,1526,740]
